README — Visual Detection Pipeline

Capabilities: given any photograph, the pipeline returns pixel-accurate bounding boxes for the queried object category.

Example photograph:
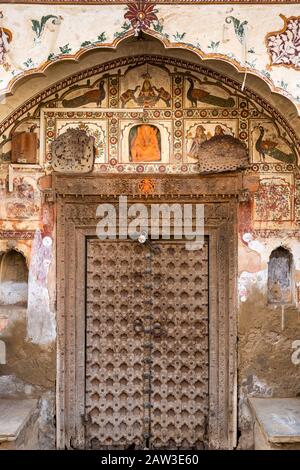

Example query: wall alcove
[0,250,28,306]
[268,247,294,305]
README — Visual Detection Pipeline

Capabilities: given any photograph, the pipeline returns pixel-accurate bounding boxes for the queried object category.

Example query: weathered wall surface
[237,230,300,449]
[0,1,299,450]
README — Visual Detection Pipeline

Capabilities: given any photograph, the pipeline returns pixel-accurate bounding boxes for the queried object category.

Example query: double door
[85,238,209,449]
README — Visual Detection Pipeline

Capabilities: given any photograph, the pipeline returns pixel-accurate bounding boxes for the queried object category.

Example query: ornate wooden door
[85,239,209,449]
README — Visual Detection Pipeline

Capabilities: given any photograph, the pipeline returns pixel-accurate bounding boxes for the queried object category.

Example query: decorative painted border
[1,1,298,4]
[266,15,300,71]
[0,230,35,239]
[1,54,299,152]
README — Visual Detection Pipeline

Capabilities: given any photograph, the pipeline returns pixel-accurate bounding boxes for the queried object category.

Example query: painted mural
[0,3,299,450]
[250,122,296,164]
[129,124,161,162]
[3,57,291,179]
[0,3,300,113]
[0,174,41,226]
[253,176,293,224]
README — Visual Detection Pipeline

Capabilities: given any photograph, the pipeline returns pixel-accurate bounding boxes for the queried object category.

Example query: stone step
[0,398,38,450]
[249,397,300,450]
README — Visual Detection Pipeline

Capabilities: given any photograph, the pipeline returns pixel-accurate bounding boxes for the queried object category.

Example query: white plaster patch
[0,281,28,305]
[0,340,6,364]
[248,239,265,255]
[291,340,300,365]
[238,269,267,302]
[242,232,253,244]
[27,230,56,345]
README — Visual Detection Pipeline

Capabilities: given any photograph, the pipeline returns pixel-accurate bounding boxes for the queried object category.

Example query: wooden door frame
[53,173,240,449]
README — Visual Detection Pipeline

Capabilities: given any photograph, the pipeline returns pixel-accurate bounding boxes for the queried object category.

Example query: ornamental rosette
[124,1,158,30]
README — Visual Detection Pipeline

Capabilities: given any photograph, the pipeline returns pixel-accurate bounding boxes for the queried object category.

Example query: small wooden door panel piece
[11,132,37,164]
[150,242,209,449]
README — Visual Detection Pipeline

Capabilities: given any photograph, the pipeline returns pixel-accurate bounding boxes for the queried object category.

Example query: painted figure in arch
[130,124,161,162]
[188,125,207,158]
[214,125,226,137]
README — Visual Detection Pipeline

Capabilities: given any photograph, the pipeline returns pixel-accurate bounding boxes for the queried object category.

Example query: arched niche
[0,250,28,306]
[268,247,293,305]
[129,124,162,162]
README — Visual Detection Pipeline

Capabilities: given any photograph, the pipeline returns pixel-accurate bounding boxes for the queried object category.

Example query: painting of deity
[120,64,171,108]
[250,121,296,164]
[187,124,230,159]
[129,124,161,162]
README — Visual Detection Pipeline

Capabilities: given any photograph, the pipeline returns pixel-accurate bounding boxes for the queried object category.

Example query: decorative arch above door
[1,54,299,179]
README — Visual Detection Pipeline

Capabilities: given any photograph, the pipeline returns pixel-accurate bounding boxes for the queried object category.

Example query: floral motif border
[0,1,297,4]
[266,15,300,71]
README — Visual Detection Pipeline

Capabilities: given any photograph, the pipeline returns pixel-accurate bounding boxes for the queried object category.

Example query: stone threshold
[0,398,38,448]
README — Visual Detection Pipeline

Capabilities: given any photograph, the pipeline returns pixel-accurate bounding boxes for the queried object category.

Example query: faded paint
[0,282,28,305]
[238,287,300,448]
[0,340,5,364]
[27,230,56,345]
[0,7,299,448]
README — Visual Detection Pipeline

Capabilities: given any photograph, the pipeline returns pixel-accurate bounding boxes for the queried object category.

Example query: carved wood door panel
[85,239,209,450]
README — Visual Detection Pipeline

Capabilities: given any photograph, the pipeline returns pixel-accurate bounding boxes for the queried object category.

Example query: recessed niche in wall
[0,250,28,306]
[129,124,161,162]
[268,247,293,305]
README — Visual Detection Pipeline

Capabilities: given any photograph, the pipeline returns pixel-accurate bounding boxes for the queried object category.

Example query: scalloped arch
[1,33,300,160]
[2,29,300,118]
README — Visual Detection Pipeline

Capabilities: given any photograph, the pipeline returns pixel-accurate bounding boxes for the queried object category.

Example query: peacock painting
[62,81,106,107]
[255,126,296,164]
[186,77,235,108]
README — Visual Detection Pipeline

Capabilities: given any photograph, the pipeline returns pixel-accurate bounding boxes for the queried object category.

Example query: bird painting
[187,78,235,108]
[255,126,296,164]
[62,81,106,107]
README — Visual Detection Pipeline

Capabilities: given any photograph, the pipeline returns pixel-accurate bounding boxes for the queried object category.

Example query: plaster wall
[0,4,299,449]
